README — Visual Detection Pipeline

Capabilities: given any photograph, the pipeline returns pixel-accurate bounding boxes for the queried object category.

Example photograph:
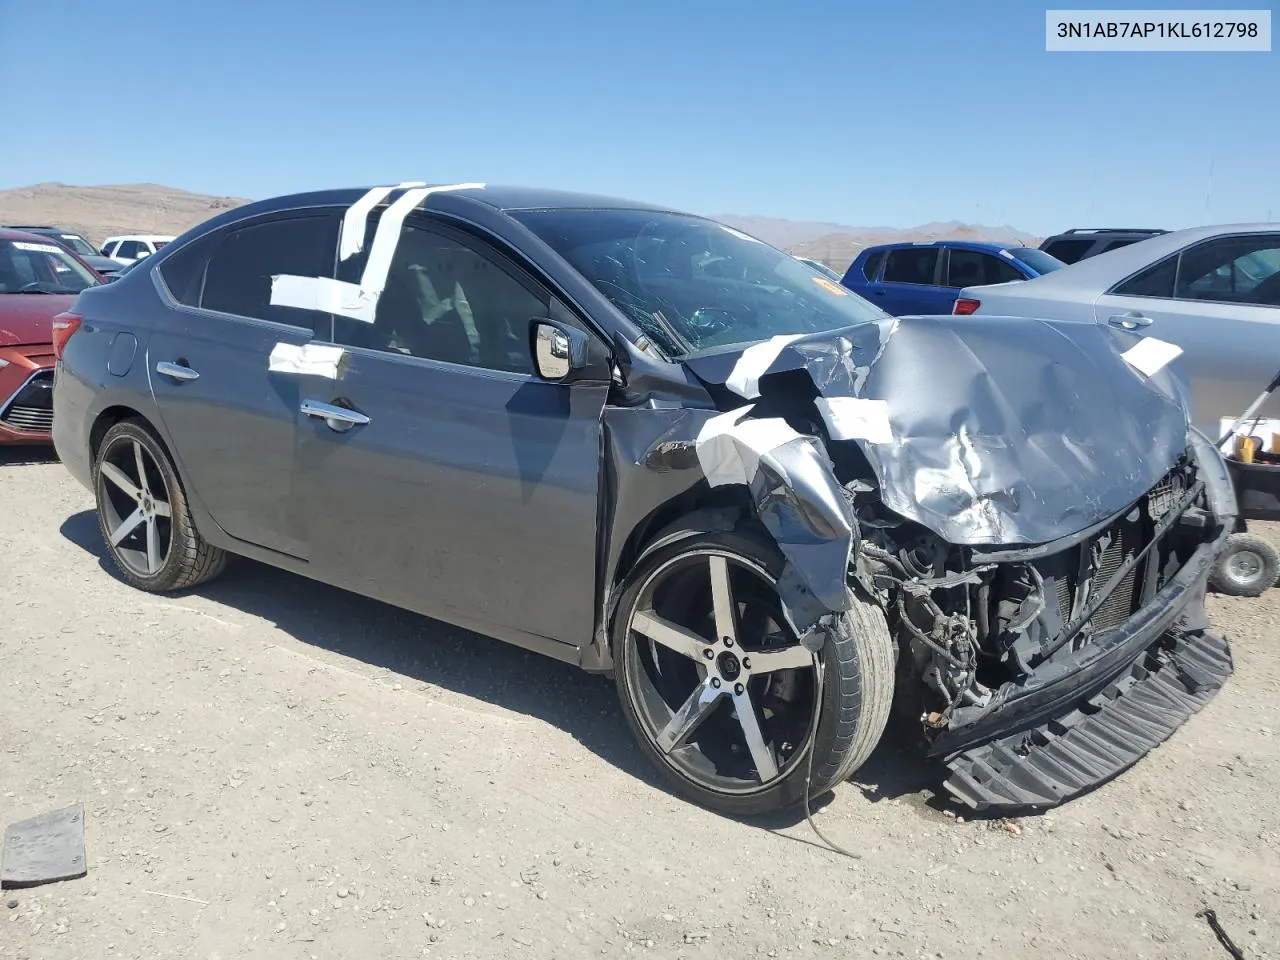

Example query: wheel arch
[586,483,758,672]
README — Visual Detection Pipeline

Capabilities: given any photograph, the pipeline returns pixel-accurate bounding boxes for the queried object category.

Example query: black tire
[93,419,228,592]
[1209,532,1280,597]
[611,527,894,817]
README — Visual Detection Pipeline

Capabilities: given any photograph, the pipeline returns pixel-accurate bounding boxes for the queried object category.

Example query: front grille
[1,369,54,433]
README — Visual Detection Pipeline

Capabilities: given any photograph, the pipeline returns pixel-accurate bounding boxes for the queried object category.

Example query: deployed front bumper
[931,435,1236,811]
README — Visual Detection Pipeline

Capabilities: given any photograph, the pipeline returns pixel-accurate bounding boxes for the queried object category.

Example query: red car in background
[0,229,104,443]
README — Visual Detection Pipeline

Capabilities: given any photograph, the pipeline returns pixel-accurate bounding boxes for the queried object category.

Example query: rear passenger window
[946,250,1023,287]
[330,221,541,374]
[861,250,886,281]
[1112,255,1178,298]
[200,216,338,327]
[882,248,939,285]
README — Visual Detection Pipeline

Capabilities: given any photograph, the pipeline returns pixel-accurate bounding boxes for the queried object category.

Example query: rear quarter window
[861,249,886,281]
[199,215,338,327]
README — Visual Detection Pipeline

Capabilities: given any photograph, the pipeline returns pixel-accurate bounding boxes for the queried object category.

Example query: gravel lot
[2,447,1277,960]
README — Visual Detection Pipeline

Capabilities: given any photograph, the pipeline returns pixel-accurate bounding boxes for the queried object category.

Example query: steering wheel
[17,282,46,293]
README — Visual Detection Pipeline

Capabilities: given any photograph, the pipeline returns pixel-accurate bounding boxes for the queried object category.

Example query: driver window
[333,224,540,375]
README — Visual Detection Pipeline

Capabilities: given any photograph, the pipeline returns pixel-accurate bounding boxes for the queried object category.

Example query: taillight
[953,298,980,316]
[52,312,83,359]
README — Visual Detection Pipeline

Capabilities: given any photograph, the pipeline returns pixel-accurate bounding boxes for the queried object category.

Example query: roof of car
[966,221,1280,298]
[229,184,683,221]
[0,227,67,243]
[104,233,177,241]
[858,239,1032,257]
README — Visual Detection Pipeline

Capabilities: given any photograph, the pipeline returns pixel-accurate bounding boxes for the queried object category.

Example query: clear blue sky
[2,0,1276,234]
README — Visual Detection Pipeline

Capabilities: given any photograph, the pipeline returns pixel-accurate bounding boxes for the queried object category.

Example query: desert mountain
[0,183,250,248]
[1,183,1040,271]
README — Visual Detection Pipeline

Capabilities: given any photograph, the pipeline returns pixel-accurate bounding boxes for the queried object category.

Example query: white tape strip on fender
[725,334,804,399]
[695,407,805,488]
[270,181,486,325]
[1121,336,1182,378]
[338,180,426,261]
[814,396,893,444]
[268,342,347,379]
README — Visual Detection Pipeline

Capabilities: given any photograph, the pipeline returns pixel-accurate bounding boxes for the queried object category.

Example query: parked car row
[39,181,1238,819]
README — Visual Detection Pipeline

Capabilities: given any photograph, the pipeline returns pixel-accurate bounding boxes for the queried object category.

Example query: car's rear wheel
[93,420,227,592]
[612,528,894,817]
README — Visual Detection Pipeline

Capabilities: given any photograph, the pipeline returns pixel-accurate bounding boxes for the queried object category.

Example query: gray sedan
[957,223,1280,436]
[51,183,1234,816]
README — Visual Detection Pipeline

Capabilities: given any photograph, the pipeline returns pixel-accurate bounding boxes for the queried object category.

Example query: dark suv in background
[1039,227,1168,265]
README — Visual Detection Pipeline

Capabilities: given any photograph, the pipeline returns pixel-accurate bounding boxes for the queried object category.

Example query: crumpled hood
[682,314,1191,546]
[0,293,76,347]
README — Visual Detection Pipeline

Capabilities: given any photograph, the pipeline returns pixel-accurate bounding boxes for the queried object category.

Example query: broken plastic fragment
[268,342,347,379]
[815,396,893,444]
[1121,337,1182,378]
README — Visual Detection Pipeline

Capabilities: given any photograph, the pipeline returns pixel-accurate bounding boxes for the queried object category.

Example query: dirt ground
[1,447,1276,960]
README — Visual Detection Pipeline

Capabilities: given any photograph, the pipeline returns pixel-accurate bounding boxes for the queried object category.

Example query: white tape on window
[814,396,893,444]
[268,342,347,379]
[338,181,426,261]
[724,334,804,399]
[695,407,804,488]
[13,241,62,254]
[270,181,486,324]
[1121,337,1182,377]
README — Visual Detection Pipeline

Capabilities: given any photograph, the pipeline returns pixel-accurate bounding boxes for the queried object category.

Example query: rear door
[293,214,609,649]
[877,246,947,315]
[148,210,340,558]
[1092,231,1280,434]
[944,248,1026,303]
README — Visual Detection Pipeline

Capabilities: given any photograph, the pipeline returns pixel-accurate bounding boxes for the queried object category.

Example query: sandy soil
[1,447,1276,960]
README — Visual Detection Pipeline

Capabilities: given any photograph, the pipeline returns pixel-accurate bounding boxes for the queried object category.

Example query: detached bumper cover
[935,516,1233,811]
[943,629,1231,810]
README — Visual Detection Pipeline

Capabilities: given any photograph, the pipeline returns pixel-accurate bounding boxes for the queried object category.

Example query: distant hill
[0,183,1040,271]
[0,183,250,247]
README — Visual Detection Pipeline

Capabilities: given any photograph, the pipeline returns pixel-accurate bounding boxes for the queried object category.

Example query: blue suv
[841,241,1064,316]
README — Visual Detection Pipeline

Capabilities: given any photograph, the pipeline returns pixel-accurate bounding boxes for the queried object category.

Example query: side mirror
[135,250,150,260]
[533,320,583,380]
[531,318,614,384]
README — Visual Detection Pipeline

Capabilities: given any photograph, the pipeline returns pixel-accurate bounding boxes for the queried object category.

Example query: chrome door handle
[301,398,371,429]
[156,360,200,381]
[1108,312,1153,330]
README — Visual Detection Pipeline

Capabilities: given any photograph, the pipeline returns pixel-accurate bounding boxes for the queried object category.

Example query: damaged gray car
[53,183,1236,816]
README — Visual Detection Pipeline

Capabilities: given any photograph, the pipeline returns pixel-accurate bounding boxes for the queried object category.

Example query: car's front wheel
[93,419,228,592]
[612,528,894,817]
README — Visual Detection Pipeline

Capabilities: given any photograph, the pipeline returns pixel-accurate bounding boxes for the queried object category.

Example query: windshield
[513,209,886,355]
[58,234,99,257]
[0,239,101,293]
[1007,247,1065,275]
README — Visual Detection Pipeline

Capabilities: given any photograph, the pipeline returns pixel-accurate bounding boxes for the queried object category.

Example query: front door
[147,211,341,558]
[293,216,609,649]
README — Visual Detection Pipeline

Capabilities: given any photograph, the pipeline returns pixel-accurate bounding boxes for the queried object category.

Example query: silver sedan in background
[956,223,1280,436]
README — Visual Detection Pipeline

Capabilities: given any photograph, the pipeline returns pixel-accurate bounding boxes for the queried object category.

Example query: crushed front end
[851,428,1235,810]
[670,313,1238,812]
